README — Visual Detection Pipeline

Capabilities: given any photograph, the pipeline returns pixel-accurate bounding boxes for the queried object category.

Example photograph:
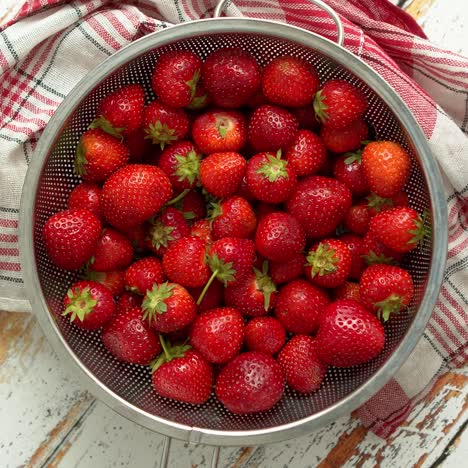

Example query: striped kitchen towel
[0,0,467,437]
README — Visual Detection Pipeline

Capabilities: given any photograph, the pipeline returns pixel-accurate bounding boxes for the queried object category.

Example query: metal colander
[19,0,447,458]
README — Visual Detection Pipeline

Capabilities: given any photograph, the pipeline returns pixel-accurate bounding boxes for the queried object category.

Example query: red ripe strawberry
[224,262,277,317]
[101,164,172,231]
[143,100,189,149]
[315,299,385,367]
[274,279,329,334]
[333,281,361,302]
[246,150,297,204]
[248,105,299,152]
[285,130,326,177]
[146,207,191,256]
[320,118,369,153]
[333,152,370,197]
[370,207,428,253]
[190,219,214,245]
[211,196,257,240]
[142,282,196,333]
[340,233,366,281]
[244,316,286,355]
[305,239,351,288]
[344,201,371,236]
[262,56,320,107]
[200,152,247,199]
[43,208,101,270]
[286,176,352,239]
[86,270,125,297]
[75,129,129,182]
[202,48,261,108]
[158,140,202,191]
[151,340,213,405]
[93,84,145,137]
[63,280,115,330]
[366,190,409,217]
[152,50,202,108]
[314,79,368,129]
[116,292,142,314]
[216,351,285,414]
[291,104,320,132]
[361,141,411,198]
[254,212,305,262]
[360,264,414,321]
[270,253,305,285]
[125,128,153,161]
[102,306,161,365]
[91,228,133,272]
[162,236,210,288]
[67,182,102,221]
[362,230,403,266]
[124,257,166,295]
[191,110,246,154]
[278,335,328,393]
[189,307,244,364]
[186,82,211,110]
[188,280,224,312]
[176,190,206,221]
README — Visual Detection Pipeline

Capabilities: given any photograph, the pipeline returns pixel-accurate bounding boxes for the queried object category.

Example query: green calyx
[375,293,404,322]
[174,151,200,186]
[408,210,430,249]
[207,254,236,285]
[363,250,397,266]
[344,149,362,165]
[62,286,97,323]
[254,261,277,311]
[74,140,88,177]
[207,201,222,226]
[313,90,329,124]
[366,192,393,213]
[306,243,338,277]
[151,335,191,372]
[142,282,175,324]
[187,93,208,110]
[144,121,177,149]
[185,69,201,101]
[215,115,231,138]
[147,220,175,250]
[256,150,289,182]
[88,115,125,140]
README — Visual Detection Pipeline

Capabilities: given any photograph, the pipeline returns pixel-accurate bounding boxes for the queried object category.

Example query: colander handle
[213,0,344,47]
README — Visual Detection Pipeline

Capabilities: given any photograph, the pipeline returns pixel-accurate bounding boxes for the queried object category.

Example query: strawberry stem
[62,286,97,322]
[313,90,329,124]
[256,150,289,182]
[375,293,404,321]
[306,243,338,277]
[196,269,218,305]
[88,115,125,140]
[142,283,175,325]
[253,261,276,311]
[166,189,190,206]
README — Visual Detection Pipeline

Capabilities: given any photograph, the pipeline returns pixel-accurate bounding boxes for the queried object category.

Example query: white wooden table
[1,1,468,467]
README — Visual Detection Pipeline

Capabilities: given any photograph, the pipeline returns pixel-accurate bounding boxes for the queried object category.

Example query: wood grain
[405,0,436,20]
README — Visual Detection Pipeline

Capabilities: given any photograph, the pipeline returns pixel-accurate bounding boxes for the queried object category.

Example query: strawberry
[248,105,298,152]
[235,175,256,202]
[67,182,102,221]
[190,219,214,245]
[340,233,366,281]
[116,292,143,314]
[200,152,246,198]
[320,118,369,153]
[125,128,153,161]
[124,257,166,295]
[254,212,305,262]
[176,190,206,221]
[143,100,189,149]
[189,307,244,364]
[92,84,145,137]
[305,239,351,288]
[158,140,202,191]
[274,279,329,334]
[262,55,320,107]
[210,196,256,240]
[286,176,352,239]
[152,50,202,108]
[361,141,411,197]
[366,190,409,217]
[142,282,196,333]
[285,129,326,176]
[315,299,385,367]
[151,338,213,405]
[186,82,211,110]
[86,270,125,297]
[43,208,101,270]
[101,164,172,231]
[246,150,297,203]
[91,228,134,272]
[146,207,191,256]
[291,104,320,132]
[333,152,370,197]
[122,223,148,252]
[333,281,361,302]
[277,335,328,393]
[191,110,246,154]
[215,351,285,414]
[188,280,224,312]
[101,306,161,365]
[202,48,261,108]
[75,129,129,182]
[359,264,414,321]
[63,280,115,330]
[362,230,403,266]
[162,236,210,288]
[314,79,368,129]
[244,316,286,355]
[370,207,428,253]
[224,262,277,317]
[344,201,371,236]
[269,253,305,285]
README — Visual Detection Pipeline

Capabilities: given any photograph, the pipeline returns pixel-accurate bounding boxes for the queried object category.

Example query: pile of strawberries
[42,47,428,414]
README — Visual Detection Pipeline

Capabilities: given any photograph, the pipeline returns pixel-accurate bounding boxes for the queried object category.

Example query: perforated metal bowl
[19,0,447,455]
